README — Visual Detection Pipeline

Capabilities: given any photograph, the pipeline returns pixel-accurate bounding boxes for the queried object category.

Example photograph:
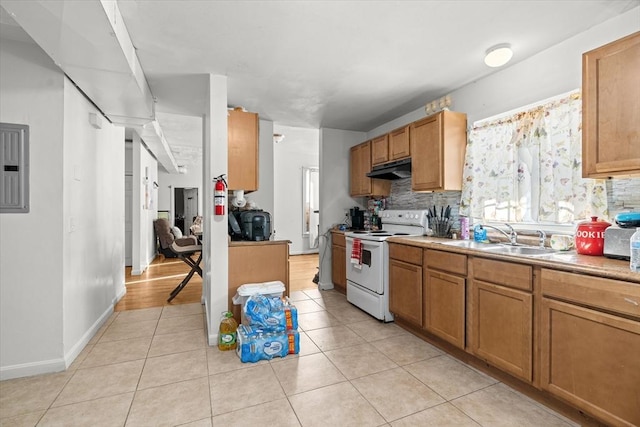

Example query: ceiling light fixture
[273,133,285,143]
[177,165,188,174]
[484,43,513,67]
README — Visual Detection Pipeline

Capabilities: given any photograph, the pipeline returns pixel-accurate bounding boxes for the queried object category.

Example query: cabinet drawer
[425,249,467,276]
[541,269,640,319]
[331,231,345,247]
[473,258,532,291]
[389,243,422,265]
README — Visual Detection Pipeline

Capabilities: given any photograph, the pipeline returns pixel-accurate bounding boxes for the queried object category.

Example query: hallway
[115,253,320,312]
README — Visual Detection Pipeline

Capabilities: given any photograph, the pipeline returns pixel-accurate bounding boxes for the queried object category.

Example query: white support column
[202,75,228,345]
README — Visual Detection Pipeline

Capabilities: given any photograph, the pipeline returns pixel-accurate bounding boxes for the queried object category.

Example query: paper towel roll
[232,190,246,208]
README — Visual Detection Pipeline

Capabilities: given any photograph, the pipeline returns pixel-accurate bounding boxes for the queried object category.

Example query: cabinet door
[582,31,640,177]
[471,280,533,382]
[389,259,423,327]
[350,141,390,197]
[371,134,389,165]
[228,109,259,191]
[331,244,346,294]
[389,126,410,160]
[424,269,465,349]
[540,298,640,427]
[229,243,289,322]
[410,114,441,191]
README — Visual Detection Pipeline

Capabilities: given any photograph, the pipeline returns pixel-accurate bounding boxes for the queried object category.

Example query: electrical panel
[1,123,29,213]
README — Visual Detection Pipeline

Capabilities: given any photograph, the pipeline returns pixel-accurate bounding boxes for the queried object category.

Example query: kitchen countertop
[387,236,640,284]
[229,239,291,247]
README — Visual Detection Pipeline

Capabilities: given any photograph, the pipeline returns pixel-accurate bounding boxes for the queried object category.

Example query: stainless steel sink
[481,244,558,257]
[439,240,493,249]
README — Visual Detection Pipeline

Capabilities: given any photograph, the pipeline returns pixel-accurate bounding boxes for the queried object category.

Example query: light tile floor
[0,289,580,427]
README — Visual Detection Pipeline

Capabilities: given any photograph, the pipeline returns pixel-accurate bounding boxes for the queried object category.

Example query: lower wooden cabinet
[540,298,640,427]
[228,241,290,322]
[540,268,640,426]
[471,280,533,382]
[424,269,465,349]
[389,257,423,328]
[331,231,346,294]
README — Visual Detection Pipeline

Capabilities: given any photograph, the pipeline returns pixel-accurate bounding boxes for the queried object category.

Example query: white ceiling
[2,0,639,167]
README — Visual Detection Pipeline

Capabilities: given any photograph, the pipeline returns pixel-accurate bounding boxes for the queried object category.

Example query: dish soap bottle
[473,225,487,243]
[631,227,640,272]
[218,311,238,351]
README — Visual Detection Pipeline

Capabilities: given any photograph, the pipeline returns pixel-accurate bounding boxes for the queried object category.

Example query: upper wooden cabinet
[228,108,259,191]
[582,31,640,178]
[371,134,389,166]
[389,125,410,161]
[350,141,391,197]
[410,110,467,192]
[371,126,410,166]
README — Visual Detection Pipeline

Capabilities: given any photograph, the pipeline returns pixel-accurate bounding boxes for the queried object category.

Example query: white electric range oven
[344,209,429,322]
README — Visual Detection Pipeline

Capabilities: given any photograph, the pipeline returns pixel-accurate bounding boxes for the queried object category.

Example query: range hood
[367,158,411,180]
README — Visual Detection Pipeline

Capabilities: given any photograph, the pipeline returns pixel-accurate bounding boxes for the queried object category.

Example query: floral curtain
[460,90,608,224]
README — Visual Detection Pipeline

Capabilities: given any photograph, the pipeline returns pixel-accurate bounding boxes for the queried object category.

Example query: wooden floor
[115,253,319,311]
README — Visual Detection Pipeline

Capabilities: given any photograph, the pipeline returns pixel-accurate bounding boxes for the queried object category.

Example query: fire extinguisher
[214,174,227,216]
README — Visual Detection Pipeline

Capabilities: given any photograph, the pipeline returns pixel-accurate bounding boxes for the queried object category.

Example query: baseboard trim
[204,300,217,346]
[64,305,114,370]
[0,357,66,381]
[0,305,115,380]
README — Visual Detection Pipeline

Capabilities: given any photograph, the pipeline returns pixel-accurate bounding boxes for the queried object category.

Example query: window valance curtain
[460,90,608,224]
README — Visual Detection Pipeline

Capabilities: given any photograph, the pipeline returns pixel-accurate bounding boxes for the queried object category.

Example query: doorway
[174,187,199,235]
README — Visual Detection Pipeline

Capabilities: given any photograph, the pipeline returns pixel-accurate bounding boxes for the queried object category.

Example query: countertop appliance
[344,209,429,322]
[604,225,636,260]
[239,210,271,241]
[604,212,640,260]
[350,207,365,231]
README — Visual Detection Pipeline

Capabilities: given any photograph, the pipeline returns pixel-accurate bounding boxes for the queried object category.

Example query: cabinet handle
[623,298,638,306]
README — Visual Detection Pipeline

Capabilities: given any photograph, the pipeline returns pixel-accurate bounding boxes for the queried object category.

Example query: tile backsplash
[385,177,640,227]
[607,178,640,218]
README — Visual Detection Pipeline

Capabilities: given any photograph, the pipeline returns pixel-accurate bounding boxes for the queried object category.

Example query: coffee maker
[350,207,365,230]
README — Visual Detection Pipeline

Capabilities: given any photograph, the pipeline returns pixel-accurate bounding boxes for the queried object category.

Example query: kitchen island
[228,240,290,322]
[385,235,639,427]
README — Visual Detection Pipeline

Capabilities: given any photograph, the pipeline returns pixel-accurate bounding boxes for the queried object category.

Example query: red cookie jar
[575,216,611,256]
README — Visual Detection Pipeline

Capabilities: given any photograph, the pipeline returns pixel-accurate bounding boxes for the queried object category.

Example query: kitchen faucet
[503,223,518,245]
[481,224,518,245]
[535,229,547,248]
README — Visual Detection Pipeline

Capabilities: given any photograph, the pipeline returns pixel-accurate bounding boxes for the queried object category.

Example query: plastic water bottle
[631,227,640,272]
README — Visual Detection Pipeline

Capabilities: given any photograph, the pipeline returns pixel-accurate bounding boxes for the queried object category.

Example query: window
[460,90,607,226]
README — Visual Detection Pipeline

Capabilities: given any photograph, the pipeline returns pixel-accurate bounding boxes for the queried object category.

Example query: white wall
[367,9,640,138]
[318,128,366,289]
[62,77,125,365]
[247,119,275,217]
[0,38,65,378]
[0,38,126,379]
[274,125,320,254]
[131,133,159,275]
